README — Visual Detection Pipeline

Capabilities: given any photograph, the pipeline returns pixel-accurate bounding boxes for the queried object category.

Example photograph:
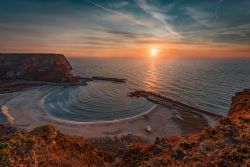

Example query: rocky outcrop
[0,125,104,166]
[0,53,78,83]
[117,89,250,166]
[0,89,249,166]
[229,89,250,115]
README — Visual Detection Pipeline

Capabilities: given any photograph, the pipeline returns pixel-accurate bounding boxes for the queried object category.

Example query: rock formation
[0,125,104,166]
[0,53,78,83]
[118,89,250,166]
[0,90,249,166]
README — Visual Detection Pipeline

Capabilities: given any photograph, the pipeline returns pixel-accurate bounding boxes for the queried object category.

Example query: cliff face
[229,89,250,115]
[0,53,78,83]
[0,90,249,166]
[117,89,250,167]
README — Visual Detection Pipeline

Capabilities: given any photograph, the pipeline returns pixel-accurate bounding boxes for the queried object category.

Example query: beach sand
[0,85,220,141]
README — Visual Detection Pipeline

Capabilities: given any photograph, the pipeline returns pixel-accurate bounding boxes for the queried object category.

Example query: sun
[150,48,158,57]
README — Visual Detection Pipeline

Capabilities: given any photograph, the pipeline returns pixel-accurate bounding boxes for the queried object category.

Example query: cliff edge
[117,89,250,167]
[0,53,78,83]
[0,90,249,166]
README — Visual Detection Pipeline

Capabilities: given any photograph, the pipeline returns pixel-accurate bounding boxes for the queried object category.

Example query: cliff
[229,89,250,115]
[0,53,78,83]
[117,89,250,167]
[0,125,104,166]
[0,90,249,166]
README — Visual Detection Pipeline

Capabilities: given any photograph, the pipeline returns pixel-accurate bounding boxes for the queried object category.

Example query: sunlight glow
[150,48,158,57]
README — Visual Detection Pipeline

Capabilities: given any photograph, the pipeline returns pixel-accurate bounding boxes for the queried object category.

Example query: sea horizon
[0,0,249,166]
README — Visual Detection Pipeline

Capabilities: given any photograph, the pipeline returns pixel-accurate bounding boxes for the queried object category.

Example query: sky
[0,0,249,58]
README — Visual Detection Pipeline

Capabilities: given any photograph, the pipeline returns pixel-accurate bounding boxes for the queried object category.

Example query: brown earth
[0,89,249,166]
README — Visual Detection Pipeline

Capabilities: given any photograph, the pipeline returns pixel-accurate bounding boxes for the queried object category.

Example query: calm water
[44,57,250,122]
[44,82,154,122]
[67,57,250,116]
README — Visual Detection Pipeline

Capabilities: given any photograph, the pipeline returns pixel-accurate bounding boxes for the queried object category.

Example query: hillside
[0,89,249,166]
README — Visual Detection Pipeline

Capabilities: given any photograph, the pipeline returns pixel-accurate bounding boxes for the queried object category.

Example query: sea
[44,57,250,122]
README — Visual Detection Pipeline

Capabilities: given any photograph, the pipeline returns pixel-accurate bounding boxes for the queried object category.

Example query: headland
[0,53,249,166]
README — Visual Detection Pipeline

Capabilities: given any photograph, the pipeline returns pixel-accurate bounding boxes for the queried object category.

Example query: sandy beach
[0,85,221,141]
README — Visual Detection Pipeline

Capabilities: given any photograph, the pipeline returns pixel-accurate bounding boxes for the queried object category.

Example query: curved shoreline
[41,89,157,125]
[0,84,220,141]
[43,103,158,125]
[40,85,157,124]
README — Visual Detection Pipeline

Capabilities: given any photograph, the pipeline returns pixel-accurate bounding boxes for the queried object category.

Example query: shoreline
[129,90,223,126]
[0,77,126,94]
[0,84,221,141]
[0,88,248,166]
[129,90,222,118]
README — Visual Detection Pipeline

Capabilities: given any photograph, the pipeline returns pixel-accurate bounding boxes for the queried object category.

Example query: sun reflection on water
[143,60,158,92]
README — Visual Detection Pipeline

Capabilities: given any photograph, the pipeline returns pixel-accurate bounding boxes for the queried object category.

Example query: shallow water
[43,82,154,122]
[67,57,250,116]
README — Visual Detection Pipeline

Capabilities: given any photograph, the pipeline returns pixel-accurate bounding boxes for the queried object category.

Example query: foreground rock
[0,53,78,83]
[0,89,249,166]
[0,125,104,166]
[119,89,250,166]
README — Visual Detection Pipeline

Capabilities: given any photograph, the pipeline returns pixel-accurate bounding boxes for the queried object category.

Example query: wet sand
[0,85,221,141]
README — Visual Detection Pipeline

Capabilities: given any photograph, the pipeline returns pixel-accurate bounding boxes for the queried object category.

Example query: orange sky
[2,41,249,58]
[1,0,250,58]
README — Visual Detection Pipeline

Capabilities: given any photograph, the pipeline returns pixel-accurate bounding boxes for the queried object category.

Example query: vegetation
[0,89,249,166]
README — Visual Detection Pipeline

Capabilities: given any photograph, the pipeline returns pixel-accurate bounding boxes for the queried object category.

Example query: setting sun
[150,48,159,57]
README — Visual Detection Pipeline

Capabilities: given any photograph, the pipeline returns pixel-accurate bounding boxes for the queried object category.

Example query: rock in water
[0,53,79,83]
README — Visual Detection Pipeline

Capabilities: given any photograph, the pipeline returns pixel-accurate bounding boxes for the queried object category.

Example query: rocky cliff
[117,89,250,167]
[0,53,78,83]
[229,89,250,115]
[0,90,249,166]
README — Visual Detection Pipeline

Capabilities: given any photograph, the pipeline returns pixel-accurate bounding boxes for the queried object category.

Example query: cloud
[85,0,122,15]
[184,7,215,28]
[107,1,129,8]
[105,30,151,38]
[136,0,179,37]
[85,0,154,27]
[102,12,155,27]
[214,0,224,20]
[77,29,156,48]
[0,0,249,56]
